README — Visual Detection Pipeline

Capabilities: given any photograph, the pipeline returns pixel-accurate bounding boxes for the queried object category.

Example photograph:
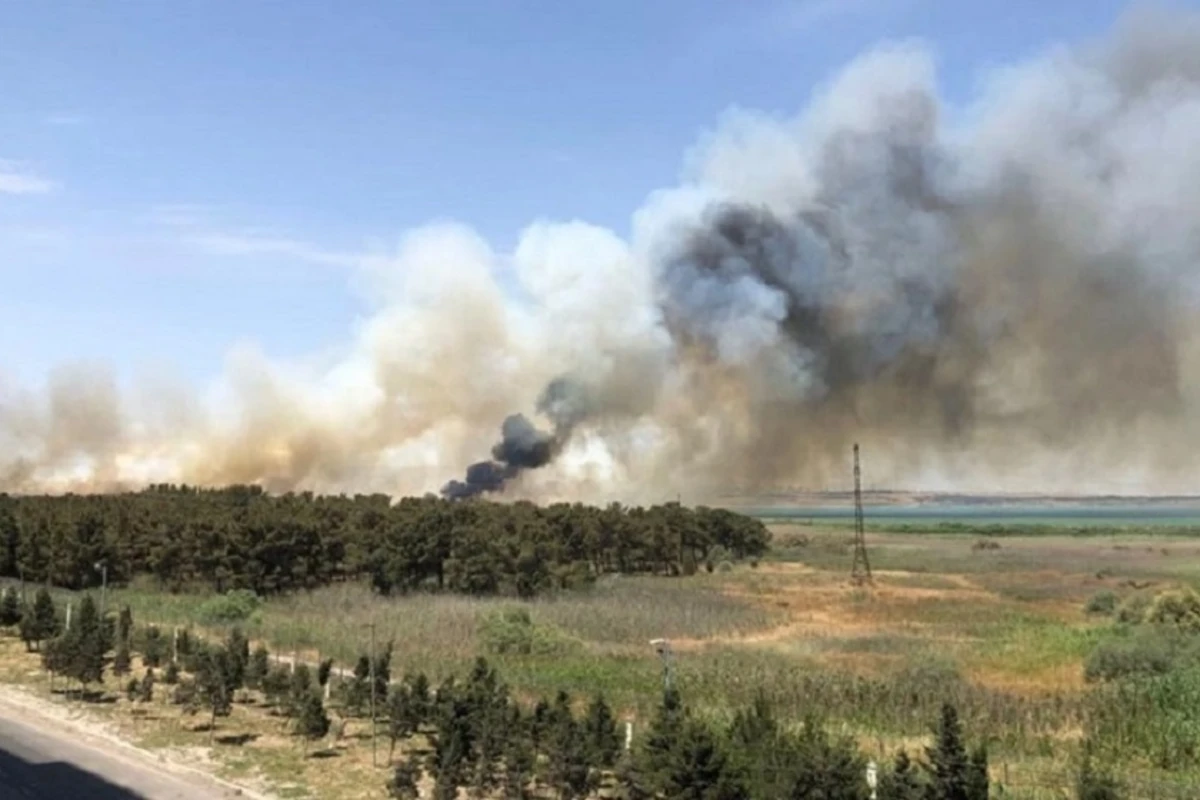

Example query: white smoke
[5,6,1200,500]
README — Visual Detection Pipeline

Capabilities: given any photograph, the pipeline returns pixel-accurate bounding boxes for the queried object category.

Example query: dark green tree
[113,640,132,677]
[786,717,868,800]
[501,705,536,800]
[582,694,621,768]
[658,718,749,800]
[344,654,371,716]
[116,606,133,646]
[246,644,270,690]
[542,710,594,800]
[295,690,330,755]
[262,665,292,711]
[0,588,21,627]
[67,594,108,692]
[138,625,165,667]
[194,647,235,735]
[879,750,925,800]
[20,588,59,651]
[387,759,422,799]
[164,660,180,685]
[317,657,334,688]
[225,627,249,691]
[924,703,973,800]
[139,667,156,702]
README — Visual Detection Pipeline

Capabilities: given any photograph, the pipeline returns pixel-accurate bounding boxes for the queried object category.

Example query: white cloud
[143,204,366,269]
[0,161,55,195]
[183,230,364,269]
[45,113,87,127]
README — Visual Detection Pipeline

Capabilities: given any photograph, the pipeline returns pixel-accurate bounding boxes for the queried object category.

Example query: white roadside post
[624,721,633,753]
[866,760,878,800]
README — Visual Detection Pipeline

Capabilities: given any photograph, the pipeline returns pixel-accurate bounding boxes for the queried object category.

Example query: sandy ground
[0,684,267,799]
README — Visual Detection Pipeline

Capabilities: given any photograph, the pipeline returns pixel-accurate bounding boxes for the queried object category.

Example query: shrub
[197,590,262,625]
[972,539,1001,552]
[1144,589,1200,633]
[1084,629,1179,683]
[478,608,578,657]
[1085,591,1118,617]
[1115,593,1152,625]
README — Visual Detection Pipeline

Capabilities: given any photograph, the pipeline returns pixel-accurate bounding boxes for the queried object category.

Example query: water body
[743,504,1200,528]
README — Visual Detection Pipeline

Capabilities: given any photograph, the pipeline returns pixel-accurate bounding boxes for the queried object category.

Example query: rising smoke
[5,6,1200,500]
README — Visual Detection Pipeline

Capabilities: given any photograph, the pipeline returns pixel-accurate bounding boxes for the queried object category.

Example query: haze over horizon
[4,1,1200,501]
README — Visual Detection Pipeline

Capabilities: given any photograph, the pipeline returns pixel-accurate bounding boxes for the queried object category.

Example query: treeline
[0,486,770,597]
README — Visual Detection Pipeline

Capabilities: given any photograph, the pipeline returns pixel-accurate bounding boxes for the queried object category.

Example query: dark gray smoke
[441,377,594,498]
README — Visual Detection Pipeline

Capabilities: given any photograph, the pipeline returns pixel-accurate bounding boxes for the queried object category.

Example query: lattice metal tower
[851,443,873,585]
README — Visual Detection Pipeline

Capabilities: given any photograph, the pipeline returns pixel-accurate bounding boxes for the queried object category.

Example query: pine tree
[287,663,313,717]
[21,588,58,652]
[966,744,989,800]
[387,759,422,799]
[345,654,371,715]
[139,625,165,667]
[139,668,156,702]
[583,694,622,768]
[0,588,21,627]
[225,627,249,691]
[501,705,535,800]
[407,672,431,730]
[295,691,330,755]
[879,750,924,800]
[116,606,133,646]
[659,718,749,800]
[113,641,132,676]
[637,687,686,792]
[387,686,416,760]
[68,594,107,692]
[317,657,334,688]
[195,648,234,735]
[246,644,269,690]
[924,703,972,800]
[373,641,393,706]
[543,711,594,800]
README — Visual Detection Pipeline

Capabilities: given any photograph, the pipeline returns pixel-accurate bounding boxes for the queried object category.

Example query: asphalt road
[0,707,240,800]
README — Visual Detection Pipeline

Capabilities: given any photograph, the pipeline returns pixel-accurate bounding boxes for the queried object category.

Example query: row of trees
[0,486,770,597]
[0,589,1124,798]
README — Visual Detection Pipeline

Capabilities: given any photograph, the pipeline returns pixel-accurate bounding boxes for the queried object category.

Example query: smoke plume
[5,7,1200,500]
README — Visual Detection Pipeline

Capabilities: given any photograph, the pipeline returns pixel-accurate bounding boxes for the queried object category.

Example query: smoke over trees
[5,8,1200,499]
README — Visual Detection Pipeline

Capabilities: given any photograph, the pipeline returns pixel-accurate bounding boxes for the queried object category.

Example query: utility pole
[369,622,377,767]
[650,638,675,693]
[851,443,873,586]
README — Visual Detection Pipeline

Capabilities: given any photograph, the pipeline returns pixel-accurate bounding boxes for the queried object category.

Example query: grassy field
[4,521,1200,798]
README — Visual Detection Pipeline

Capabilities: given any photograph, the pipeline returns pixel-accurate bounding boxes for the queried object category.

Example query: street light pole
[369,622,377,768]
[650,638,675,693]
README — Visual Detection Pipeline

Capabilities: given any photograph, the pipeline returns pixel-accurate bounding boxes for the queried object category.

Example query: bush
[1084,629,1182,683]
[478,608,578,657]
[197,590,262,625]
[1115,592,1152,625]
[1144,589,1200,633]
[1085,591,1118,616]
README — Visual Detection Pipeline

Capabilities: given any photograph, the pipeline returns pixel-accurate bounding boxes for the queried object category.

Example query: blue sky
[0,0,1178,388]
